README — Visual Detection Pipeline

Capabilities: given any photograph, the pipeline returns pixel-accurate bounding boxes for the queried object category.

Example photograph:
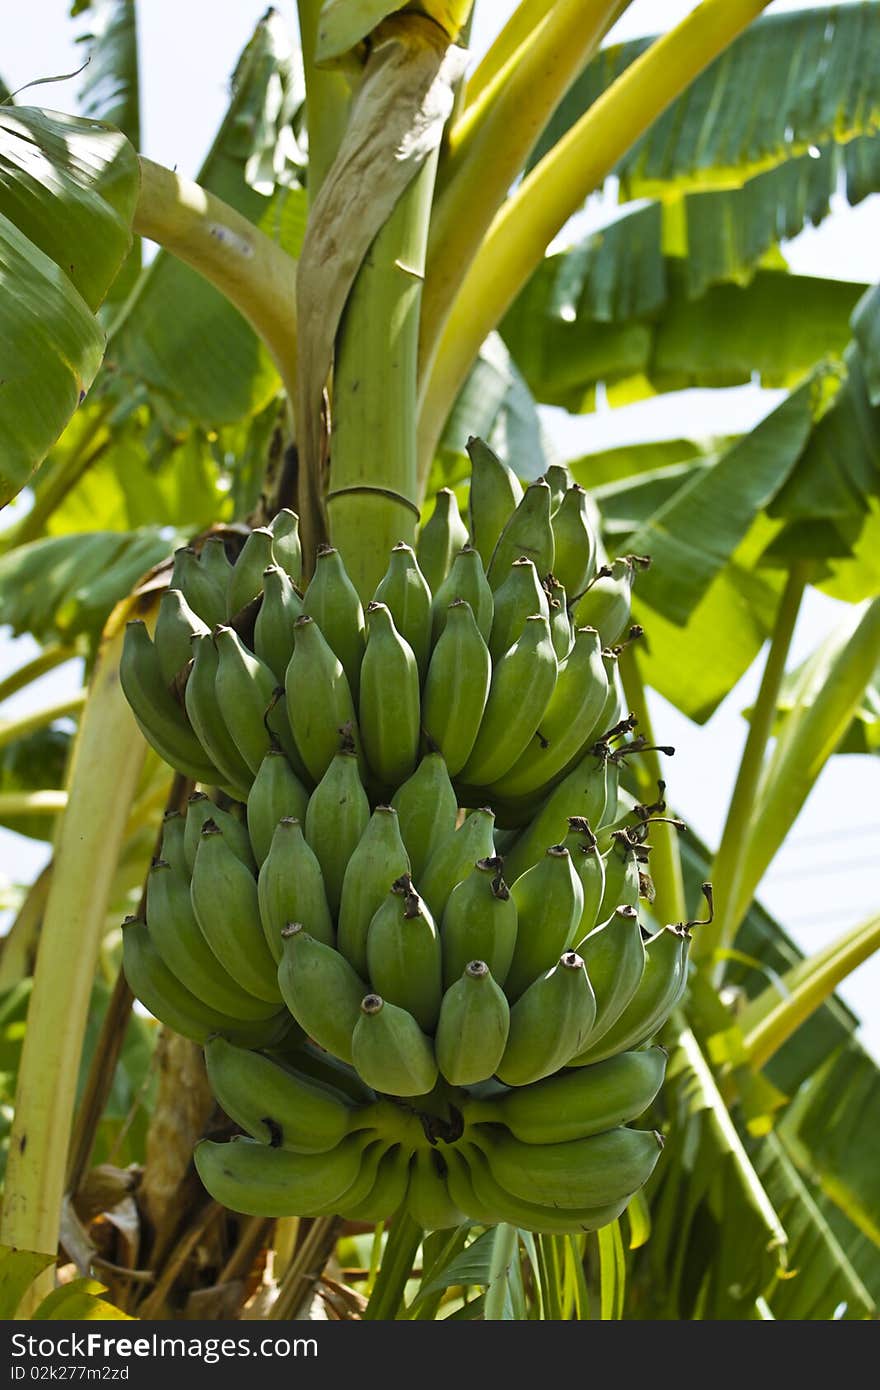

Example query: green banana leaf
[0,1245,130,1318]
[852,281,880,406]
[0,727,72,840]
[0,107,138,508]
[751,635,880,756]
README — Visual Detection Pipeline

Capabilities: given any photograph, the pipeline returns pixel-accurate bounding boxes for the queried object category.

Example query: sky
[2,0,879,1056]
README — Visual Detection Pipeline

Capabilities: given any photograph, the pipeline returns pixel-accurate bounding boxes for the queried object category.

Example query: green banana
[227,527,274,619]
[551,485,597,598]
[501,746,611,881]
[504,847,584,1000]
[497,950,596,1085]
[343,1143,411,1222]
[158,810,187,877]
[441,1145,497,1226]
[488,557,549,663]
[419,806,496,920]
[257,817,334,960]
[568,922,691,1066]
[183,792,254,874]
[465,1047,666,1143]
[458,1142,630,1235]
[214,624,278,775]
[277,923,367,1063]
[465,435,523,568]
[302,545,366,700]
[487,626,608,800]
[203,1036,354,1152]
[372,542,432,682]
[279,1038,376,1106]
[120,620,221,786]
[574,907,647,1050]
[337,805,411,977]
[416,487,469,593]
[571,557,637,645]
[199,534,234,595]
[145,861,277,1020]
[470,1124,663,1211]
[544,463,571,514]
[184,632,253,799]
[440,855,517,988]
[390,754,458,882]
[460,615,558,787]
[561,816,605,937]
[406,1148,465,1231]
[366,874,442,1032]
[359,602,421,788]
[597,831,642,923]
[435,960,510,1086]
[190,821,281,1002]
[351,993,438,1097]
[253,563,303,683]
[154,588,209,684]
[421,600,491,776]
[122,917,288,1048]
[546,579,573,663]
[593,649,626,739]
[487,479,555,589]
[193,1131,374,1217]
[246,748,310,867]
[286,615,360,784]
[431,546,494,643]
[304,746,370,915]
[170,545,226,630]
[268,508,302,586]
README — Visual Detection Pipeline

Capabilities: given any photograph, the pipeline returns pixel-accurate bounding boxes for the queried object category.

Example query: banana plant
[1,0,879,1321]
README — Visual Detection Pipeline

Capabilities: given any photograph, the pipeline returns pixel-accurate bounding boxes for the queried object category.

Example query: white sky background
[2,0,879,1055]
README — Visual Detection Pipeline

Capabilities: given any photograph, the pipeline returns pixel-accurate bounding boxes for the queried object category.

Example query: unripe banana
[416,487,469,593]
[302,544,366,700]
[390,754,458,882]
[359,602,421,788]
[280,1038,376,1106]
[568,923,691,1066]
[562,817,605,937]
[571,557,636,645]
[170,546,225,630]
[199,535,234,598]
[158,810,187,877]
[337,806,411,977]
[190,822,281,1002]
[304,746,370,914]
[247,749,309,867]
[460,615,558,787]
[277,923,367,1063]
[487,627,608,800]
[203,1036,354,1152]
[155,589,209,684]
[366,875,442,1032]
[593,648,625,739]
[253,564,303,683]
[551,485,597,597]
[597,830,642,923]
[184,632,253,799]
[258,817,334,960]
[471,1124,663,1210]
[193,1131,374,1217]
[419,806,496,920]
[496,950,596,1085]
[487,479,555,589]
[268,508,302,586]
[372,542,432,681]
[431,546,494,643]
[351,993,438,1097]
[488,557,549,663]
[120,620,220,786]
[458,1142,629,1234]
[227,527,274,619]
[183,792,254,874]
[214,624,278,775]
[465,435,523,568]
[465,1047,666,1144]
[421,600,491,776]
[145,861,277,1020]
[122,917,288,1048]
[544,463,571,514]
[546,580,573,663]
[435,960,510,1086]
[440,856,517,987]
[405,1147,466,1231]
[285,615,360,784]
[574,907,647,1050]
[504,847,584,1000]
[501,746,610,882]
[343,1143,411,1222]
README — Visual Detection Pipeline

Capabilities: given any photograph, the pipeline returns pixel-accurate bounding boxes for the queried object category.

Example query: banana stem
[329,152,439,598]
[0,862,52,993]
[461,0,558,110]
[362,1207,423,1319]
[296,0,352,202]
[0,643,79,704]
[0,790,67,817]
[0,691,86,751]
[484,1222,518,1320]
[417,0,774,479]
[697,562,809,969]
[617,646,686,926]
